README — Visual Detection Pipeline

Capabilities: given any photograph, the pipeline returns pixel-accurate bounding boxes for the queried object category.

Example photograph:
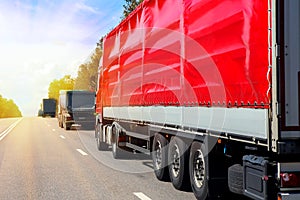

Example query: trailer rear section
[58,90,95,130]
[42,98,56,118]
[95,0,300,199]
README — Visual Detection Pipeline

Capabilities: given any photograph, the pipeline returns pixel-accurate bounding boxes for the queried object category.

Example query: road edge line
[0,118,23,141]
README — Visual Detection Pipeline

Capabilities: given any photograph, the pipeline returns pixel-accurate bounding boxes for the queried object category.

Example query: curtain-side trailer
[95,0,300,199]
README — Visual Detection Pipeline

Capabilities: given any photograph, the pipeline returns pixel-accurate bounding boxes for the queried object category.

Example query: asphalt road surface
[0,117,196,200]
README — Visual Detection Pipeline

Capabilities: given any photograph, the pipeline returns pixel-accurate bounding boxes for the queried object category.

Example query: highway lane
[0,117,195,200]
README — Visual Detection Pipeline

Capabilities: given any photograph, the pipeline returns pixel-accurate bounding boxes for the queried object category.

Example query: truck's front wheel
[96,123,109,151]
[189,141,208,200]
[111,126,124,159]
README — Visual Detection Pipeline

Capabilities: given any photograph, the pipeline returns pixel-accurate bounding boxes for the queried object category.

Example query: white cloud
[75,2,100,14]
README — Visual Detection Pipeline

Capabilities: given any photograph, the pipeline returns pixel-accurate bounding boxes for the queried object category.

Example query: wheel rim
[154,140,163,169]
[170,144,180,178]
[193,149,205,188]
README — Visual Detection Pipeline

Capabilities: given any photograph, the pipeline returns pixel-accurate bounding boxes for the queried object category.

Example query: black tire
[64,123,70,130]
[168,137,190,190]
[96,123,109,151]
[152,133,169,181]
[228,164,243,195]
[63,117,69,130]
[58,121,62,128]
[111,126,125,159]
[189,141,209,200]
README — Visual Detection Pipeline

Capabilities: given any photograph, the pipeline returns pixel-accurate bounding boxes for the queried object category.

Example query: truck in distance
[41,98,56,118]
[58,90,95,130]
[95,0,300,199]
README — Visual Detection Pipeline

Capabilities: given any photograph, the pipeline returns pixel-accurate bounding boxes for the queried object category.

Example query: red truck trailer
[95,0,300,199]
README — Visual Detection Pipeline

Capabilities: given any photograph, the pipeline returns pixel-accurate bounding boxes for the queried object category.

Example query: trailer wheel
[168,137,190,190]
[152,133,169,181]
[96,123,109,151]
[189,141,208,200]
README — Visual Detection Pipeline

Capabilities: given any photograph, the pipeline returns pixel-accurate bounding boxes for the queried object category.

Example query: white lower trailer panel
[103,106,268,139]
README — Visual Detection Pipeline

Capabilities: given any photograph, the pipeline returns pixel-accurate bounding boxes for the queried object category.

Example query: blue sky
[0,0,124,116]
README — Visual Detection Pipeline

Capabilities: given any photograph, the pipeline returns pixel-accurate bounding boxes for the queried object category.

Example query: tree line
[0,95,22,118]
[47,0,143,103]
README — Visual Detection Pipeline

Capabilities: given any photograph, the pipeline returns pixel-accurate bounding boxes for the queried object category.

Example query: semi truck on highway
[95,0,300,199]
[58,90,95,130]
[42,98,56,118]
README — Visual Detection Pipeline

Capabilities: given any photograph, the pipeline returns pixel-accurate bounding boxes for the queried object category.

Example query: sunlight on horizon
[0,0,123,116]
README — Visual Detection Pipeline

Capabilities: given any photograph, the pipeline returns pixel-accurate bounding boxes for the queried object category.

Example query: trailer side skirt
[103,106,268,140]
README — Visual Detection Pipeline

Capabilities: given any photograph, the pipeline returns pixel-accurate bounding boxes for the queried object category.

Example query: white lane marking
[60,135,65,139]
[133,192,152,200]
[76,149,88,156]
[0,118,23,141]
